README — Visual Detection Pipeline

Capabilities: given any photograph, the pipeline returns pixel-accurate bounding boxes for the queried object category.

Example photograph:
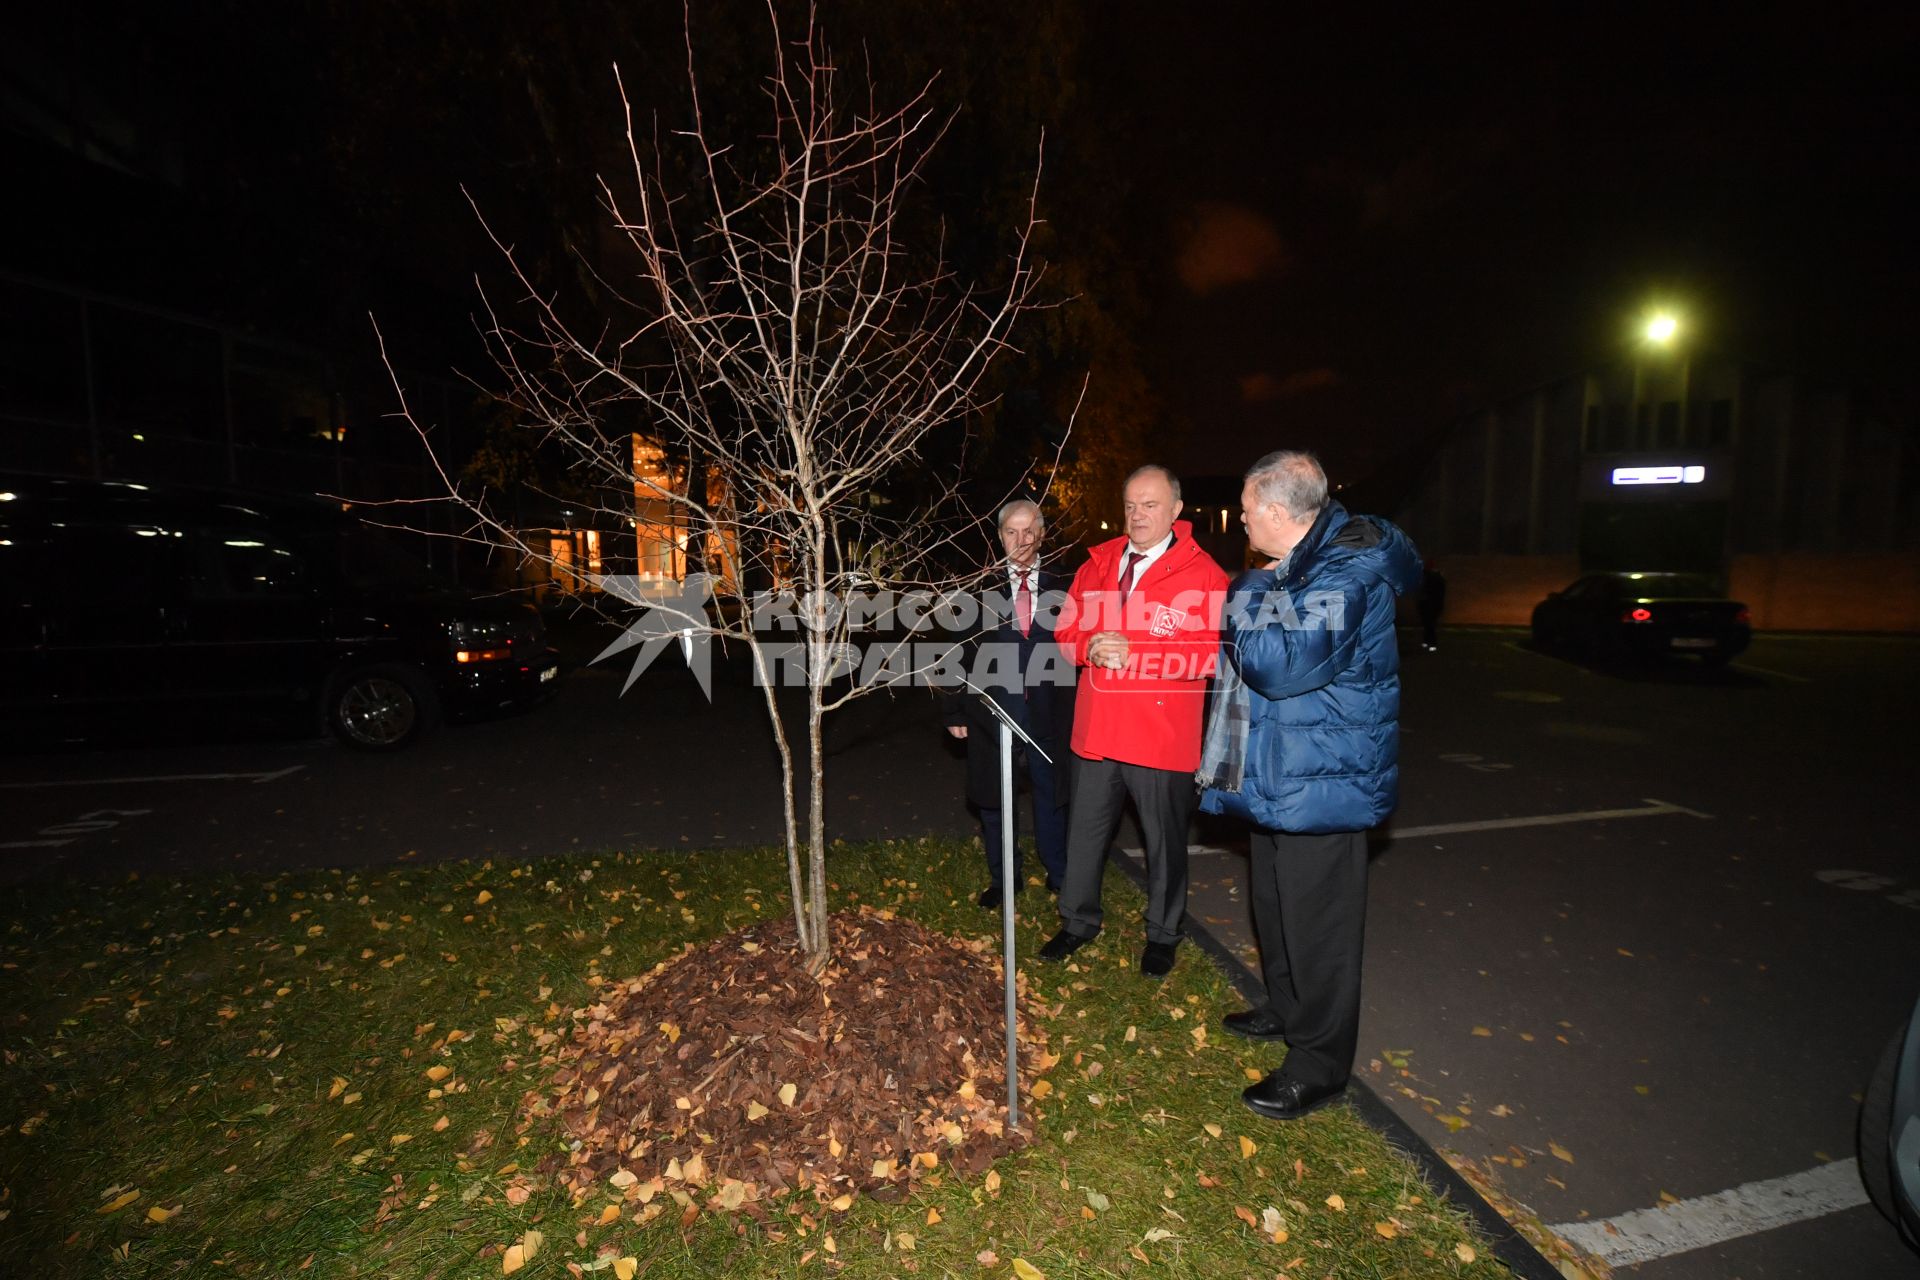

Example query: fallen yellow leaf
[1471,1026,1493,1037]
[1011,1260,1046,1280]
[425,1065,451,1082]
[613,1259,638,1280]
[98,1190,140,1214]
[926,1206,942,1225]
[778,1082,798,1107]
[328,1077,347,1100]
[1204,1123,1223,1139]
[1374,1221,1398,1239]
[1455,1243,1477,1263]
[1549,1141,1575,1164]
[145,1204,175,1223]
[475,890,493,905]
[746,1101,769,1121]
[501,1244,524,1274]
[829,1193,853,1212]
[1324,1193,1346,1212]
[1239,1136,1257,1159]
[1031,1079,1053,1098]
[597,1203,620,1225]
[390,1134,412,1147]
[433,1115,450,1132]
[984,1169,1002,1194]
[519,1230,543,1260]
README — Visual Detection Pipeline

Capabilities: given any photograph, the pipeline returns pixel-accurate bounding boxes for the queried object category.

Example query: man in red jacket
[1041,465,1228,977]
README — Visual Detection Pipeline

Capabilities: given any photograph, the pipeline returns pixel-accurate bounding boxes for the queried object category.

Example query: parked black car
[0,476,560,749]
[1861,994,1920,1252]
[1529,571,1752,665]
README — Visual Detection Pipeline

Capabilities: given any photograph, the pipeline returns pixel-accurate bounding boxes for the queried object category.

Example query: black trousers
[1056,755,1195,946]
[1249,827,1369,1088]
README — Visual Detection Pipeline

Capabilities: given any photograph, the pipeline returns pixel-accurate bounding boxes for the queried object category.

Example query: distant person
[1040,465,1227,978]
[944,499,1075,909]
[1198,450,1421,1120]
[1418,559,1446,652]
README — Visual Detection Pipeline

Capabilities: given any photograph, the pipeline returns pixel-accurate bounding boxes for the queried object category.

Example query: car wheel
[1860,1028,1902,1231]
[325,664,437,751]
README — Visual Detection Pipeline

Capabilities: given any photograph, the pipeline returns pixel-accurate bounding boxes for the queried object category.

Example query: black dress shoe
[1222,1007,1287,1042]
[977,884,1020,910]
[1139,941,1178,978]
[1038,928,1094,962]
[1241,1072,1346,1121]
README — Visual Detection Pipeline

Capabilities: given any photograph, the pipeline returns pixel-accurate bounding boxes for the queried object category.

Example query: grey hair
[1124,464,1182,502]
[997,498,1044,532]
[1245,450,1329,520]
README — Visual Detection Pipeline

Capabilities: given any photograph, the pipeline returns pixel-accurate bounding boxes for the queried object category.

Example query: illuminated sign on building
[1611,465,1707,486]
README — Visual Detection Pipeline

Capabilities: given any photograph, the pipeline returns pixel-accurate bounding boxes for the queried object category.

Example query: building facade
[1393,356,1920,630]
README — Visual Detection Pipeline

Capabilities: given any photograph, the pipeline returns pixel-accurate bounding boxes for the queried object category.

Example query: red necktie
[1015,572,1033,637]
[1119,550,1145,604]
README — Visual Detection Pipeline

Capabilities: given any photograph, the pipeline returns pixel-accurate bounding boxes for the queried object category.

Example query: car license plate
[1670,637,1716,649]
[539,665,559,682]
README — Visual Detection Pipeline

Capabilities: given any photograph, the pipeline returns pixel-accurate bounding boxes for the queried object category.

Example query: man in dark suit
[945,499,1076,909]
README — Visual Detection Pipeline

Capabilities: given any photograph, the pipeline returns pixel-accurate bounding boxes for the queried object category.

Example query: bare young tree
[381,6,1052,968]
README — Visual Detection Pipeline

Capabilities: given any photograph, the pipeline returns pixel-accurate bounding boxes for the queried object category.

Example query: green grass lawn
[1,839,1496,1278]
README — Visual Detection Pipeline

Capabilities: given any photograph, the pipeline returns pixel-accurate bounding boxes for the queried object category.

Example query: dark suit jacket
[944,564,1077,809]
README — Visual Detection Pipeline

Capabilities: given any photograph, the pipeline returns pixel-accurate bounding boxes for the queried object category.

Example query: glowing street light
[1643,312,1680,345]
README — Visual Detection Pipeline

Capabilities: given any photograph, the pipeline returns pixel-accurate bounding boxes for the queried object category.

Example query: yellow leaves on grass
[1204,1123,1223,1139]
[389,1133,412,1147]
[499,1228,542,1273]
[1455,1243,1477,1263]
[597,1203,621,1225]
[1010,1260,1046,1280]
[1239,1135,1257,1160]
[1549,1141,1575,1164]
[327,1077,347,1100]
[1324,1193,1346,1212]
[98,1188,140,1214]
[474,890,493,905]
[1030,1079,1053,1099]
[925,1206,942,1225]
[1373,1220,1399,1239]
[984,1169,1002,1196]
[145,1203,180,1223]
[613,1258,638,1280]
[425,1065,451,1082]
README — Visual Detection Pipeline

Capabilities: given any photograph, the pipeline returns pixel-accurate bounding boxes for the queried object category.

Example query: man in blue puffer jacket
[1198,450,1422,1121]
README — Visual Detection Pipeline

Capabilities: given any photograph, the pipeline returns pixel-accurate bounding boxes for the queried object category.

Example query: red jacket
[1054,521,1228,772]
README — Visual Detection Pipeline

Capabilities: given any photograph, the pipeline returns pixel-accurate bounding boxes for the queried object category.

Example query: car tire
[324,664,437,751]
[1859,1026,1904,1232]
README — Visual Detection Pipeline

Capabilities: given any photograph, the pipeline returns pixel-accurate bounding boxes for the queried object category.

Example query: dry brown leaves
[521,908,1044,1221]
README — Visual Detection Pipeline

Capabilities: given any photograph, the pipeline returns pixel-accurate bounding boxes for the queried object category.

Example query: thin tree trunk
[751,640,810,954]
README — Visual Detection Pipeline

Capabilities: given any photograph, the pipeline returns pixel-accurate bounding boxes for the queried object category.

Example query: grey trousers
[1249,827,1369,1088]
[1055,755,1196,946]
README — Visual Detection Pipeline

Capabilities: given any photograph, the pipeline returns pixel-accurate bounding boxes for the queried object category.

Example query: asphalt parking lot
[3,628,1917,1276]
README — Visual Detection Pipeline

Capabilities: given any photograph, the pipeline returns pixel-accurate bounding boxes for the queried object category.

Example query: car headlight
[449,619,516,663]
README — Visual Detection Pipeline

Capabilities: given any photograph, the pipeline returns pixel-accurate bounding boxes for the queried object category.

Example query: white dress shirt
[1119,529,1174,588]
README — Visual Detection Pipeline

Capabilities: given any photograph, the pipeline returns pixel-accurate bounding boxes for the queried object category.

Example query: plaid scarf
[1195,647,1249,792]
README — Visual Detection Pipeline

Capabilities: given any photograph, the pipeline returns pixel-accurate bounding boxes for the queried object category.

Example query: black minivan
[0,476,561,749]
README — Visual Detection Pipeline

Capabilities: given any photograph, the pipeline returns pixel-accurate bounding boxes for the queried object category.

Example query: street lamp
[1643,312,1680,346]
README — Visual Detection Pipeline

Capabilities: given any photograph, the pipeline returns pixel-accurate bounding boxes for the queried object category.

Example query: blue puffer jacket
[1199,502,1422,834]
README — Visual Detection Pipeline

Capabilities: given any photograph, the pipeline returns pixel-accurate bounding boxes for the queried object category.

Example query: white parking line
[1390,797,1711,839]
[1549,1159,1868,1266]
[0,765,306,789]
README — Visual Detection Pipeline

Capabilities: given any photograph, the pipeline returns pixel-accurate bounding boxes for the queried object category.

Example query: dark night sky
[1089,5,1919,481]
[7,3,1916,489]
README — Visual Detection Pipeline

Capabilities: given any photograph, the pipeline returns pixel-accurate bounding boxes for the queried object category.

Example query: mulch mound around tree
[520,907,1048,1221]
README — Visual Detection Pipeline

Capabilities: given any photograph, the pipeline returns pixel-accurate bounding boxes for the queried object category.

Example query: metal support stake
[999,718,1019,1129]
